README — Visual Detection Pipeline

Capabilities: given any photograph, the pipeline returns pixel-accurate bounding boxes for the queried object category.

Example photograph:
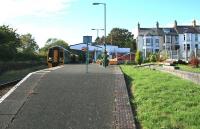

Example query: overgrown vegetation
[0,25,43,62]
[135,51,143,65]
[189,51,199,68]
[121,65,200,129]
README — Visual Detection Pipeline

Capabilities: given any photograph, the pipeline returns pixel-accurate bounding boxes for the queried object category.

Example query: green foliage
[95,36,104,45]
[149,53,157,62]
[96,28,136,51]
[0,25,42,62]
[121,65,200,129]
[124,60,136,65]
[97,54,103,60]
[178,64,200,73]
[135,51,143,65]
[0,25,21,61]
[159,50,169,61]
[39,38,69,56]
[15,52,45,62]
[102,51,109,67]
[20,33,39,54]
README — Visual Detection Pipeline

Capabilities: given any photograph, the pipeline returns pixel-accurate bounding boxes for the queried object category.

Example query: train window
[60,51,63,58]
[48,49,54,57]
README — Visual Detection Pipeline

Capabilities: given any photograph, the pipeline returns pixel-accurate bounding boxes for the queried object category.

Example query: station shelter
[69,43,131,62]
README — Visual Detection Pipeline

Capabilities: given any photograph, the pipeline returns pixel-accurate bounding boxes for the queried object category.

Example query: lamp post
[91,28,104,39]
[92,2,107,67]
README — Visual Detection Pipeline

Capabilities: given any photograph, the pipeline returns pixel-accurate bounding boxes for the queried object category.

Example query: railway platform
[0,64,135,129]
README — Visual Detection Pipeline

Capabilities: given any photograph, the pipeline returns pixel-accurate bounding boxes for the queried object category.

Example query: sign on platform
[83,36,92,43]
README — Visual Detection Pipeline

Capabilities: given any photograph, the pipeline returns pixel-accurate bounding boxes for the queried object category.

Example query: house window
[175,36,178,43]
[155,49,159,52]
[166,36,171,43]
[155,39,159,47]
[175,45,180,50]
[187,34,191,41]
[195,44,198,49]
[184,44,190,50]
[146,38,151,46]
[156,43,159,47]
[184,35,186,41]
[195,34,198,42]
[155,39,159,43]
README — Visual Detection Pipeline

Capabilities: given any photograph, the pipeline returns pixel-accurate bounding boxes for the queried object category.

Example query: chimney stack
[156,21,159,29]
[138,22,140,30]
[174,20,177,28]
[192,20,196,27]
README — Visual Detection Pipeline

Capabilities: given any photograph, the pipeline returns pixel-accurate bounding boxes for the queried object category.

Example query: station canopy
[70,43,130,54]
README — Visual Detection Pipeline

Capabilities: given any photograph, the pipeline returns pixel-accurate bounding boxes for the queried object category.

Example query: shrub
[124,60,136,65]
[189,50,195,60]
[159,50,169,61]
[135,51,143,65]
[176,60,187,65]
[149,53,157,62]
[189,57,199,68]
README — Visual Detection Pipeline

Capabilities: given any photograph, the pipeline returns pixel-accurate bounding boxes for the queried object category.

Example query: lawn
[0,65,47,84]
[121,65,200,129]
[177,64,200,73]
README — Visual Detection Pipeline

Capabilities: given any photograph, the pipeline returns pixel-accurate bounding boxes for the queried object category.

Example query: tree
[135,51,143,65]
[20,33,39,54]
[0,25,21,61]
[96,28,136,51]
[95,36,104,45]
[39,38,69,56]
[107,28,136,50]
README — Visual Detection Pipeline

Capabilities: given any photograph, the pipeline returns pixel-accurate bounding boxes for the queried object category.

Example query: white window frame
[146,38,151,46]
[195,34,198,42]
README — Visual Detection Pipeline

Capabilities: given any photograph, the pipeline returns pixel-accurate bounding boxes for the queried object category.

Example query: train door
[47,49,53,68]
[59,49,64,65]
[53,49,59,66]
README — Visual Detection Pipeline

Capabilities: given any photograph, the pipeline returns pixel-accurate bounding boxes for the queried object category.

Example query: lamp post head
[92,3,105,5]
[91,29,104,30]
[92,3,100,5]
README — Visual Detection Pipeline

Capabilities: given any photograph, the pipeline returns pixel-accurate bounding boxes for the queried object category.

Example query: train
[47,46,78,68]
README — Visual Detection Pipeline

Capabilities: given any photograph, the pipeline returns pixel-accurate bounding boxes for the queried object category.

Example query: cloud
[0,0,78,48]
[0,0,73,21]
[15,24,67,47]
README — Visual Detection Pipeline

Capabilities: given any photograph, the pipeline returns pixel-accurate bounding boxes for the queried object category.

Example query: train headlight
[49,57,52,60]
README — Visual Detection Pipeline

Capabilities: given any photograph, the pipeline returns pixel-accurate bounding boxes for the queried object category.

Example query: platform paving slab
[0,64,135,129]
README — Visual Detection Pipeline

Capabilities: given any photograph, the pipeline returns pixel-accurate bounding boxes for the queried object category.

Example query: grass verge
[0,65,47,84]
[177,64,200,73]
[121,65,200,129]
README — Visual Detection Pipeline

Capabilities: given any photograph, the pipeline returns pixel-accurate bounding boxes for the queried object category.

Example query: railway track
[0,79,21,97]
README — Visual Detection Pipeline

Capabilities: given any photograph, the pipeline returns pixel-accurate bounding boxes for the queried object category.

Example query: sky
[0,0,200,48]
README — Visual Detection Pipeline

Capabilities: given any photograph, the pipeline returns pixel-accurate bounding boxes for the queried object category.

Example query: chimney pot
[174,20,177,28]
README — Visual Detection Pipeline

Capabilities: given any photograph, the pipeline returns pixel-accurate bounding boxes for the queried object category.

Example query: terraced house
[136,20,200,61]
